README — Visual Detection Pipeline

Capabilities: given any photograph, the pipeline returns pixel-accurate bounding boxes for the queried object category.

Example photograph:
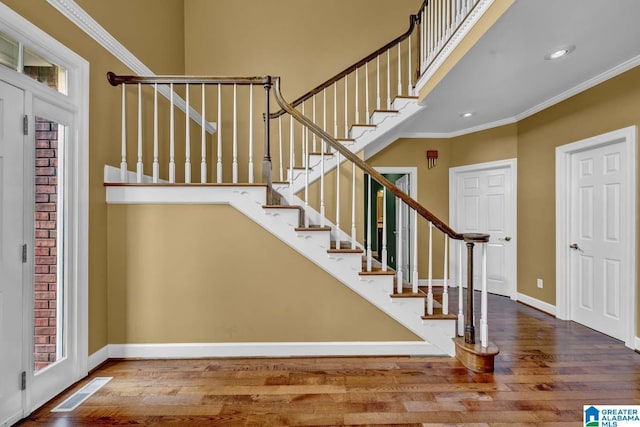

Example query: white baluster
[427,222,434,314]
[386,49,391,109]
[232,83,238,183]
[376,55,381,110]
[344,75,349,138]
[216,84,222,183]
[481,242,488,348]
[289,116,294,202]
[335,151,341,248]
[136,83,142,183]
[333,82,338,139]
[169,83,175,183]
[351,163,356,249]
[421,7,426,68]
[412,210,419,294]
[365,61,370,124]
[445,0,450,37]
[278,116,283,182]
[153,83,159,183]
[248,84,254,183]
[320,138,326,227]
[120,83,127,183]
[355,68,359,124]
[397,42,402,97]
[443,235,449,315]
[323,88,328,153]
[366,175,372,272]
[458,240,464,336]
[200,83,206,183]
[304,128,310,227]
[312,95,317,152]
[301,102,307,168]
[184,83,191,183]
[396,198,403,293]
[407,32,413,95]
[382,189,387,271]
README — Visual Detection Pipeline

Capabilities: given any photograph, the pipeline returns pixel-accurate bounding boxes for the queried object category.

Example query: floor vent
[51,377,112,412]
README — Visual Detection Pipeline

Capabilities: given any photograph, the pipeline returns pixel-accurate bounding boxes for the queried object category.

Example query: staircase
[104,0,499,369]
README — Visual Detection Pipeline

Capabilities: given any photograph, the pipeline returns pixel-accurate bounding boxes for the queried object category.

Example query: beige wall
[2,0,186,354]
[517,65,640,316]
[107,204,418,342]
[373,65,640,335]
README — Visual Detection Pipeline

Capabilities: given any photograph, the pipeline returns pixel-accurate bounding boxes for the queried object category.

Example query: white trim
[635,336,640,352]
[555,126,637,349]
[87,346,109,372]
[415,0,496,95]
[449,159,518,300]
[516,293,556,317]
[46,0,216,134]
[103,342,439,359]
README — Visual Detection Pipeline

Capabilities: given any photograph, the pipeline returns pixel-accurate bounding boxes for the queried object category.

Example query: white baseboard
[517,293,556,316]
[100,341,442,359]
[634,336,640,352]
[87,345,109,371]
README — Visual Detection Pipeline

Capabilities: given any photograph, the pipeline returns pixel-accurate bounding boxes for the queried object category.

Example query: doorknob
[499,236,512,242]
[569,243,583,252]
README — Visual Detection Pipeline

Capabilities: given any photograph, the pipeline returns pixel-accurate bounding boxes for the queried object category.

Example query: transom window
[0,31,67,94]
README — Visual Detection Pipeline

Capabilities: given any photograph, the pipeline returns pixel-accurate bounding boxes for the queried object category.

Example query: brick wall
[34,117,58,371]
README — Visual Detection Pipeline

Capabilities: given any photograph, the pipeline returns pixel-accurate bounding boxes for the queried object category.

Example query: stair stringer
[105,184,455,356]
[274,98,425,198]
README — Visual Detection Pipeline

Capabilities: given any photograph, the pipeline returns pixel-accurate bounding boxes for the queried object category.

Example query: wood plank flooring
[17,291,640,426]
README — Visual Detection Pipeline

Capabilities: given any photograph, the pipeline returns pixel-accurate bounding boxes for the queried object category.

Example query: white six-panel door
[450,160,517,299]
[0,80,26,426]
[570,141,628,341]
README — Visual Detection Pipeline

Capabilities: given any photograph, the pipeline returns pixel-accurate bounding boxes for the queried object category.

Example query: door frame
[449,158,517,299]
[555,126,637,349]
[373,167,418,279]
[0,2,89,416]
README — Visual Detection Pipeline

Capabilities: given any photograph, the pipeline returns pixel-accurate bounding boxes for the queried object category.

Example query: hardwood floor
[17,291,640,426]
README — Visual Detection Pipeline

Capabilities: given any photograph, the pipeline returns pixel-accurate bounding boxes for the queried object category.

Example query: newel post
[262,77,273,204]
[462,233,490,345]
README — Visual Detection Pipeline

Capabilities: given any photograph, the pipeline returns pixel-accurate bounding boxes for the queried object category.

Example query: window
[0,31,68,94]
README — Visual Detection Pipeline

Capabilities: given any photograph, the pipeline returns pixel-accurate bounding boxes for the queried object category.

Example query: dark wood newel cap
[462,233,490,243]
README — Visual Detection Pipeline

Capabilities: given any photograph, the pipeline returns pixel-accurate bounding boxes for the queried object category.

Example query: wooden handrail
[270,8,424,119]
[272,76,463,240]
[107,72,270,86]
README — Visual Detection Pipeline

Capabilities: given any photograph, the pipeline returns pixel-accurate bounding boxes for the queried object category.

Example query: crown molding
[46,0,216,134]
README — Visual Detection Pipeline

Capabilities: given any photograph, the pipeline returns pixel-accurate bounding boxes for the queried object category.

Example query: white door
[395,174,410,284]
[569,141,629,341]
[0,81,26,426]
[450,160,516,298]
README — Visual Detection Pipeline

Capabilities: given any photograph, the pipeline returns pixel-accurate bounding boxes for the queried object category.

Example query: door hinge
[21,371,26,390]
[22,244,27,263]
[23,115,28,135]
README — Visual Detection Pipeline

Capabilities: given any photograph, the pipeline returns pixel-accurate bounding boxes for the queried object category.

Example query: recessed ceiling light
[460,112,474,118]
[545,45,575,60]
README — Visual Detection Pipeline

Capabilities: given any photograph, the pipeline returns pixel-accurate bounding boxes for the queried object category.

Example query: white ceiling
[400,0,640,136]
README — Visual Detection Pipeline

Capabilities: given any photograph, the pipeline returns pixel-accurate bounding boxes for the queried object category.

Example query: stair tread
[421,313,458,320]
[263,205,302,210]
[372,109,399,114]
[351,123,377,128]
[394,95,419,100]
[295,226,331,232]
[337,138,356,143]
[328,248,364,254]
[359,269,395,276]
[309,152,334,156]
[390,289,427,298]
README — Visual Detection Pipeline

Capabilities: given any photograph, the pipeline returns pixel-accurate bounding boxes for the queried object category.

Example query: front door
[0,80,26,425]
[450,160,516,299]
[569,140,630,342]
